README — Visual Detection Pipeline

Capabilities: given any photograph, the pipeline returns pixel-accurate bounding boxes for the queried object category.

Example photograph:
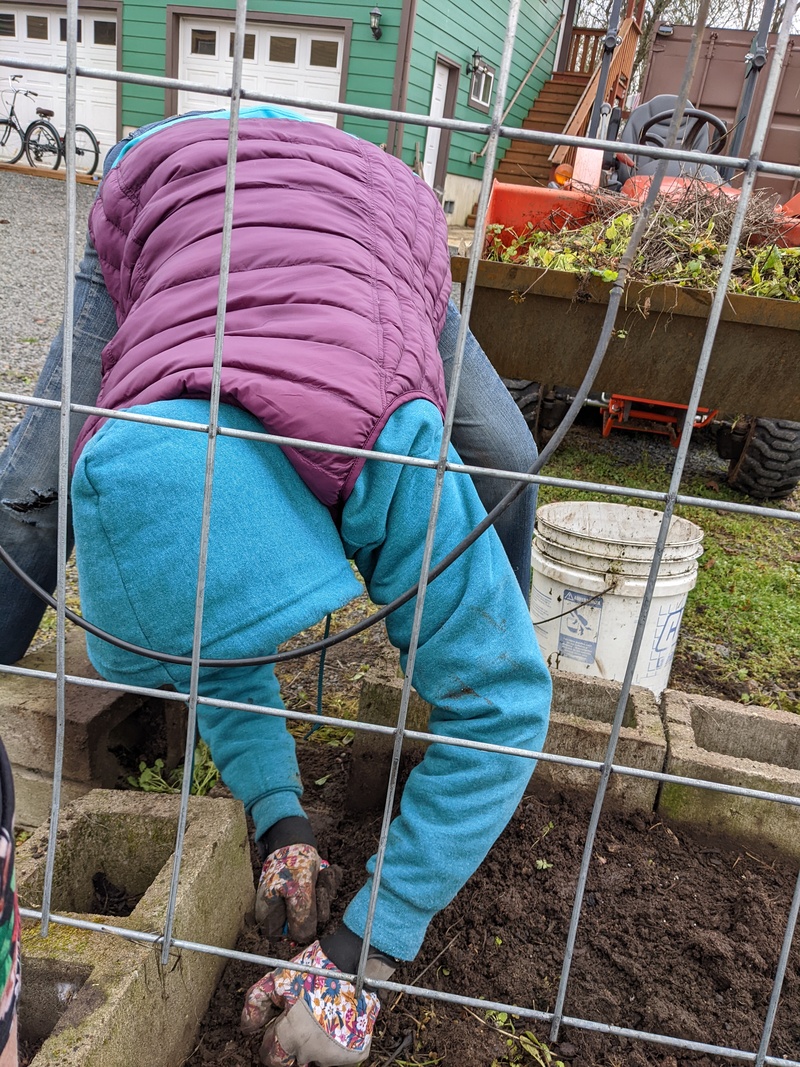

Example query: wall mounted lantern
[369,7,382,40]
[465,49,489,76]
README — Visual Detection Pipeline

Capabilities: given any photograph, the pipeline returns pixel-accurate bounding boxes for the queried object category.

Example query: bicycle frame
[1,77,30,135]
[1,75,98,174]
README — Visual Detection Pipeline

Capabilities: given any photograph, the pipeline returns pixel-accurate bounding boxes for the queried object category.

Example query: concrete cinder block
[346,668,667,813]
[2,633,187,829]
[12,768,104,834]
[538,671,666,810]
[16,789,254,1067]
[658,691,800,858]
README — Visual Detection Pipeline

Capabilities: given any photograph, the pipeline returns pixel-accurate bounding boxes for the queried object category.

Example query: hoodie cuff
[258,815,318,860]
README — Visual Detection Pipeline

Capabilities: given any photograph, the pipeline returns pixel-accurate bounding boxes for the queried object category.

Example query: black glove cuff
[320,925,398,980]
[259,816,318,860]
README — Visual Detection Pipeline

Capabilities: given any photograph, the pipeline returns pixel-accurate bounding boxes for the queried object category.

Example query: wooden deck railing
[551,16,641,165]
[566,28,605,75]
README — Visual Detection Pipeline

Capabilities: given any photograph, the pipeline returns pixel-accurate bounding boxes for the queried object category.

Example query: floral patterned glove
[255,844,341,943]
[241,940,380,1067]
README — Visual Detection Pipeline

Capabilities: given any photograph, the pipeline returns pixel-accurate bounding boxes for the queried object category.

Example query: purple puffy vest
[75,117,451,506]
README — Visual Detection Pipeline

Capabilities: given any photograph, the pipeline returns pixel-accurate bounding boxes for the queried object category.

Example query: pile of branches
[483,181,800,301]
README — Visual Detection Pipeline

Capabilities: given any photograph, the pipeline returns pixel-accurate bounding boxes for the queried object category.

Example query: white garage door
[0,3,117,166]
[178,18,344,125]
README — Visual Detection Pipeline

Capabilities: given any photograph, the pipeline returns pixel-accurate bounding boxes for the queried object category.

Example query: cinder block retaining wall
[4,633,186,830]
[7,648,800,1064]
[350,668,800,859]
[11,638,798,855]
[16,791,254,1067]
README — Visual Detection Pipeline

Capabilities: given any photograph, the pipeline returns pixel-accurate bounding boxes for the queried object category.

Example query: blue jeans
[0,229,537,665]
[438,300,537,595]
[0,232,116,664]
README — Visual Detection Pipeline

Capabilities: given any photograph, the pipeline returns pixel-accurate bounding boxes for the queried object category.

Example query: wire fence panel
[2,0,800,1062]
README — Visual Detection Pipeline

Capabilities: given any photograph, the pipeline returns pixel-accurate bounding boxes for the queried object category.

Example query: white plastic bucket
[530,502,704,697]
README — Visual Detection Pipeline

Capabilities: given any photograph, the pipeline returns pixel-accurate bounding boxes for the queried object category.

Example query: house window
[27,15,48,40]
[309,39,338,68]
[269,36,297,63]
[59,17,82,41]
[0,13,14,36]
[94,20,116,46]
[468,66,494,113]
[191,28,216,56]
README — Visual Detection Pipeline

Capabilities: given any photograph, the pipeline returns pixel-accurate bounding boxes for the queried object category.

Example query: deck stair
[494,72,588,187]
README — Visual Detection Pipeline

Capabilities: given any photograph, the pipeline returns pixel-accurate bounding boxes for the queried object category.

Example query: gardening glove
[240,940,381,1067]
[256,843,341,943]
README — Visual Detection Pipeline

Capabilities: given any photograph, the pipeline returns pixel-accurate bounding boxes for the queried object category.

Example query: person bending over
[63,113,550,1067]
[0,108,537,667]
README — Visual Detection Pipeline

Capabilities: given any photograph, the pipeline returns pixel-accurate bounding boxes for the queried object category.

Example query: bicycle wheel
[0,119,24,164]
[68,124,100,176]
[25,120,62,170]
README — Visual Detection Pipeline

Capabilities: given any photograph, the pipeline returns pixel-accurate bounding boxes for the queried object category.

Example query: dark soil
[184,419,800,1066]
[185,736,800,1067]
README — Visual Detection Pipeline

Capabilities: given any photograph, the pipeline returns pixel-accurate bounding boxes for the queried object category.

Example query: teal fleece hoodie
[72,397,551,960]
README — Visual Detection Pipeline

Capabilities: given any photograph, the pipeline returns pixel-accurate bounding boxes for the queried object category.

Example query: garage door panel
[0,3,117,165]
[178,17,343,128]
[302,75,342,102]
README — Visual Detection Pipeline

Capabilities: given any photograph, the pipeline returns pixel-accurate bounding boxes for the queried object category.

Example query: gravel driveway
[0,172,95,449]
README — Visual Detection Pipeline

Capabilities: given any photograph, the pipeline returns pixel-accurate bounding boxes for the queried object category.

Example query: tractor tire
[725,417,800,501]
[502,379,580,447]
[502,378,541,429]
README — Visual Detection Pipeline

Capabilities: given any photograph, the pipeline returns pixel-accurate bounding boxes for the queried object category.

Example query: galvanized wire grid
[2,0,800,1062]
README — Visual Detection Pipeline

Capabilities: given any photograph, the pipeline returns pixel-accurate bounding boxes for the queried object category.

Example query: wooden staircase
[493,71,589,187]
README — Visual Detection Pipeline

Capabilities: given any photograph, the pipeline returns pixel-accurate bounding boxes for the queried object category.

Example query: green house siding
[114,0,559,175]
[120,6,166,125]
[400,0,560,176]
[118,0,402,143]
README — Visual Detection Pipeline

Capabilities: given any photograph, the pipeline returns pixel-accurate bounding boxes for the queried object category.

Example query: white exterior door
[422,60,449,188]
[0,3,117,164]
[177,18,344,125]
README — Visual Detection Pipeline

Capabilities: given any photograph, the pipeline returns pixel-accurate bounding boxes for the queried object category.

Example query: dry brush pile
[484,181,800,301]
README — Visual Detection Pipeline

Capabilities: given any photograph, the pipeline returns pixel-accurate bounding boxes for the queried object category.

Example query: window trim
[468,64,495,114]
[229,30,255,59]
[93,18,117,46]
[59,15,83,41]
[268,33,298,66]
[190,26,217,56]
[27,14,49,40]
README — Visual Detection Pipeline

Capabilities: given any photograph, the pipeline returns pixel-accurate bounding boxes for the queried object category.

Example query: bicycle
[0,75,100,176]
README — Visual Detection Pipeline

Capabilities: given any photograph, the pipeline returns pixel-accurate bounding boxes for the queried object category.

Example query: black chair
[611,94,728,188]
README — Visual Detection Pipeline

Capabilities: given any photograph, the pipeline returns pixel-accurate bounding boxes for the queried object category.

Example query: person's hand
[241,940,380,1066]
[255,843,341,943]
